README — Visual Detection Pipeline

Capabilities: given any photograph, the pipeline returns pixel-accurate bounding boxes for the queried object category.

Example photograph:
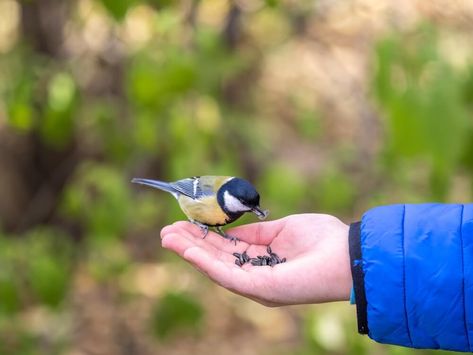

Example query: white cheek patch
[223,191,251,213]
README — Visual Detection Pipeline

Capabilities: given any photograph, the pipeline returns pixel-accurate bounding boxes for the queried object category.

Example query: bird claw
[232,236,240,245]
[190,220,209,239]
[215,227,240,245]
[223,233,240,245]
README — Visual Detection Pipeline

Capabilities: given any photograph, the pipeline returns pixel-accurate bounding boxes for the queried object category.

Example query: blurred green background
[0,0,472,354]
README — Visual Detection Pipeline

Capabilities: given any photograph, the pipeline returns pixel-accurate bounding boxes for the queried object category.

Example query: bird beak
[252,206,269,220]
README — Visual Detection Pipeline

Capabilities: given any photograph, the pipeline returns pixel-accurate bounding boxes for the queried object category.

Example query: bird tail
[131,178,179,198]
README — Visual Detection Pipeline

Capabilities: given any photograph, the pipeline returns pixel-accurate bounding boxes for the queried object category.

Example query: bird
[131,176,269,243]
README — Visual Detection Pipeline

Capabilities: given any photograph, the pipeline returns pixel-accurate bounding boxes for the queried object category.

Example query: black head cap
[217,177,268,222]
[221,177,260,207]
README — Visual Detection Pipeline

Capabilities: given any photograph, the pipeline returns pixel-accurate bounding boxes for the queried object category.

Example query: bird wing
[196,176,233,196]
[170,176,233,200]
[170,177,203,200]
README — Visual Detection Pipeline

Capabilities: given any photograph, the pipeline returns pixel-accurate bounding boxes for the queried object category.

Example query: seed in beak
[252,207,269,220]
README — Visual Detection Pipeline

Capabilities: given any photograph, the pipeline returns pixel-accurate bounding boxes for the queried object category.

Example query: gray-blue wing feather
[170,177,202,199]
[133,176,218,200]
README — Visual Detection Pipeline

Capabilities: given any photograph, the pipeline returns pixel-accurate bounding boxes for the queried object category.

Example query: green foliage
[146,0,174,9]
[374,24,472,199]
[0,325,38,355]
[62,163,131,240]
[42,72,78,147]
[128,50,197,110]
[26,230,74,308]
[86,240,131,281]
[4,53,37,132]
[265,0,280,8]
[100,0,136,20]
[3,52,78,148]
[315,168,356,214]
[0,238,21,315]
[460,67,473,173]
[150,291,204,339]
[0,228,74,314]
[260,164,307,217]
[0,2,472,354]
[296,109,321,141]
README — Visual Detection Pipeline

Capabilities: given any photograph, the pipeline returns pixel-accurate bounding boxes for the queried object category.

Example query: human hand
[160,214,351,307]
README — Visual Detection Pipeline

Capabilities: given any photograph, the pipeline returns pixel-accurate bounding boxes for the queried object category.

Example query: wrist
[334,222,352,301]
[316,216,352,303]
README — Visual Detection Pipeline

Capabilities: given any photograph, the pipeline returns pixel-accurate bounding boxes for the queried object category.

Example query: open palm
[160,214,351,306]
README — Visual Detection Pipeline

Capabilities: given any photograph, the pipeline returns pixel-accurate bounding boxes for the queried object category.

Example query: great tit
[131,176,269,242]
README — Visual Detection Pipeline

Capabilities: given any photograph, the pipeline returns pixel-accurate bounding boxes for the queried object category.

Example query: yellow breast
[177,195,228,226]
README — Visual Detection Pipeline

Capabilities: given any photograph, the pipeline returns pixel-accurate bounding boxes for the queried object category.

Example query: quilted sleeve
[350,203,473,352]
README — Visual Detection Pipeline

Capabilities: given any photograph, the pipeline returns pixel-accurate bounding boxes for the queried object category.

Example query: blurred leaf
[41,72,77,147]
[0,228,74,312]
[463,65,473,109]
[130,192,163,229]
[459,65,473,172]
[26,229,74,308]
[91,103,134,162]
[5,69,35,132]
[146,0,174,9]
[0,276,19,315]
[296,109,321,141]
[315,169,356,214]
[193,29,250,95]
[265,0,279,7]
[260,164,307,217]
[0,324,37,355]
[0,238,21,315]
[150,291,204,339]
[87,239,130,281]
[100,0,135,20]
[133,111,160,152]
[194,95,221,134]
[8,102,34,131]
[460,131,473,172]
[48,72,76,112]
[373,24,470,199]
[61,163,131,239]
[128,51,197,109]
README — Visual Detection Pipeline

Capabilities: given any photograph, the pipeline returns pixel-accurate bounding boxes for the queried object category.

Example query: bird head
[218,178,268,220]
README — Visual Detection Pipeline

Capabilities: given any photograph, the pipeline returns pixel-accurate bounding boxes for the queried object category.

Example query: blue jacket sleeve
[350,203,473,352]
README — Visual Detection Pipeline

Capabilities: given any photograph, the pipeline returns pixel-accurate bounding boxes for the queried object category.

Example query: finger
[164,234,286,304]
[161,221,189,239]
[226,218,286,245]
[184,246,284,304]
[161,221,206,240]
[161,232,200,256]
[162,232,238,265]
[162,221,250,253]
[183,245,251,291]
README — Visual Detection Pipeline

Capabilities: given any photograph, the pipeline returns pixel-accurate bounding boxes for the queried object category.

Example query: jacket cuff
[349,221,369,334]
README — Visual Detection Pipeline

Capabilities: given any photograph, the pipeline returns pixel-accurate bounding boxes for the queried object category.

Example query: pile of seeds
[233,246,286,267]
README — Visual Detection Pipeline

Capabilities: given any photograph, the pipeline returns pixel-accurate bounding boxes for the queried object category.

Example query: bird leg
[215,226,240,245]
[190,220,209,238]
